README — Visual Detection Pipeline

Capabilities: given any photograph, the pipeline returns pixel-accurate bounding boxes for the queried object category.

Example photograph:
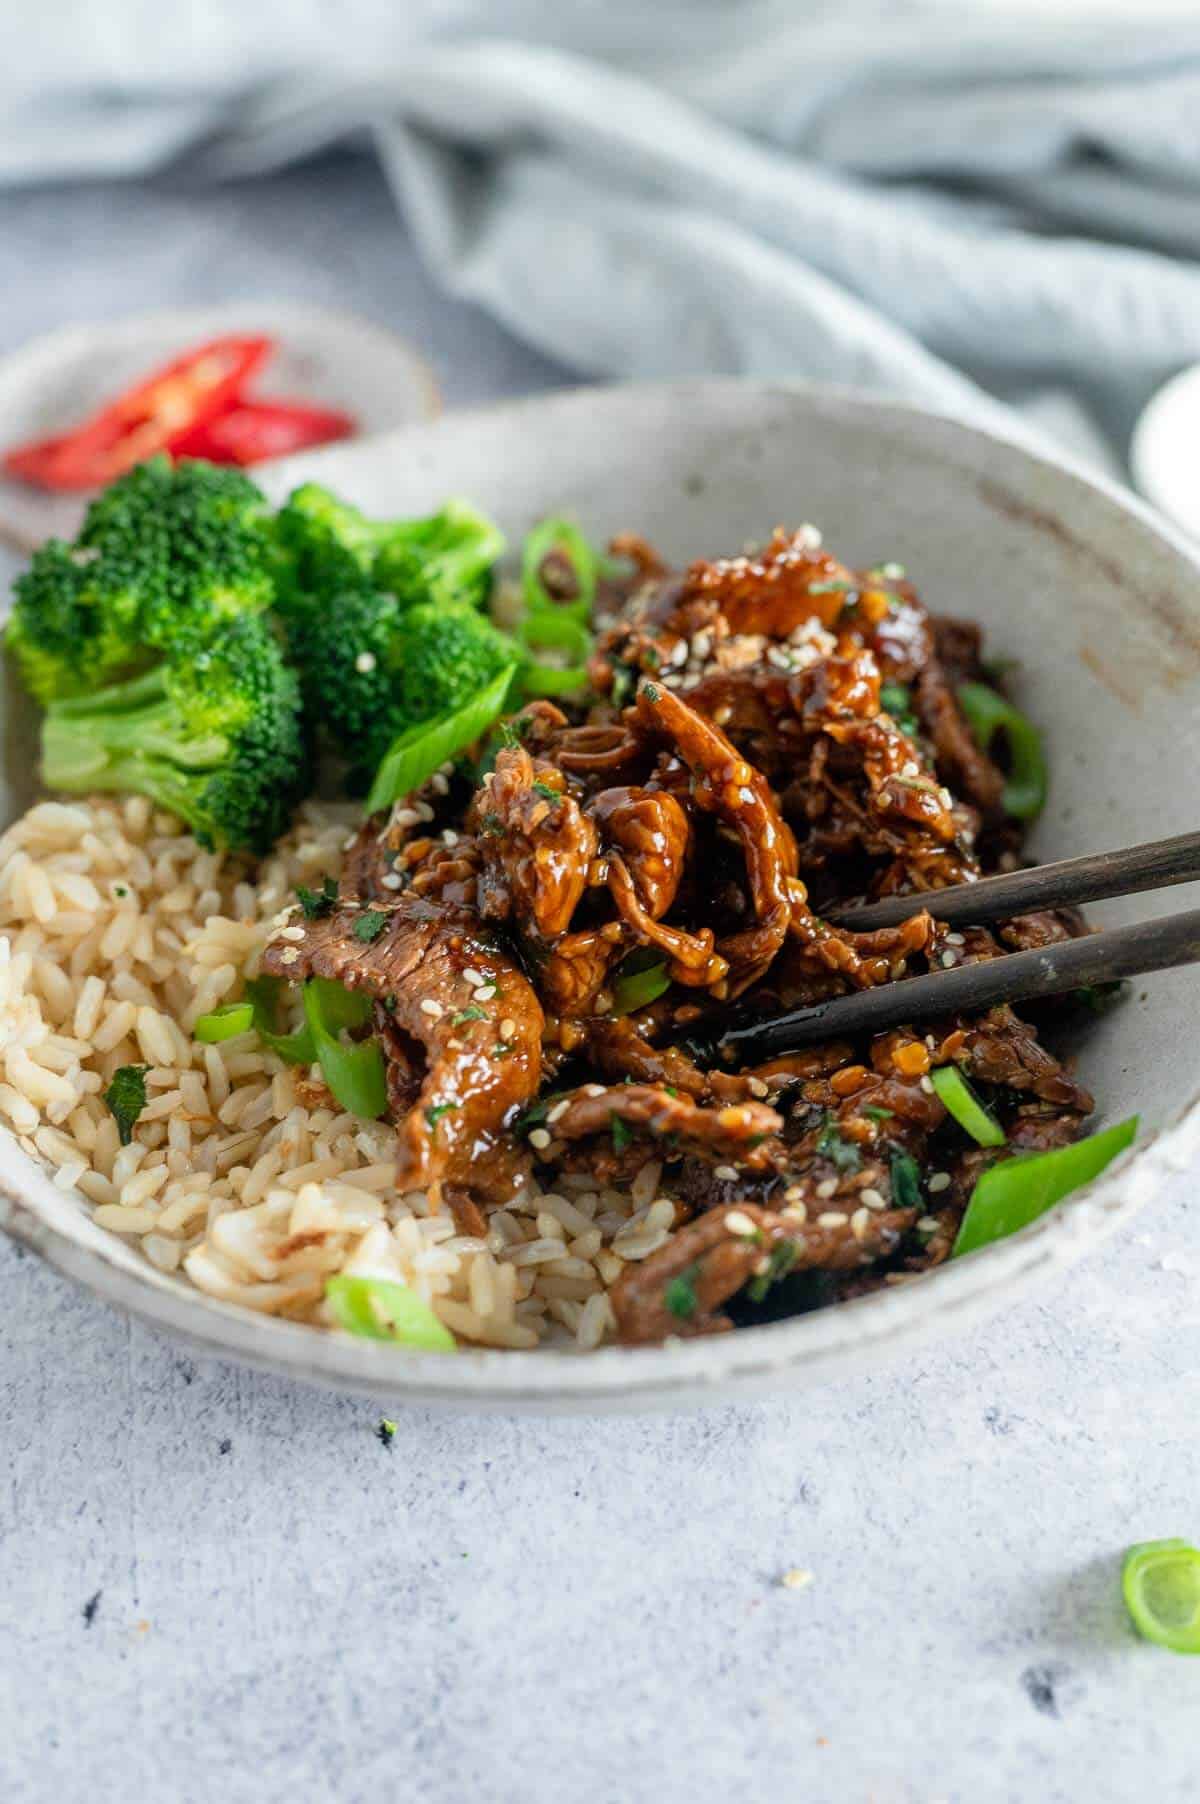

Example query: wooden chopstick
[691,906,1200,1066]
[829,831,1200,933]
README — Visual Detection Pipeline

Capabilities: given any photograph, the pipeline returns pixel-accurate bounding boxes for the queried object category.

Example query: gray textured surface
[1,158,1198,1804]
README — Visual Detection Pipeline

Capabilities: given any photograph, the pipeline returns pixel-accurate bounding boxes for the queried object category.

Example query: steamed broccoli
[40,613,308,852]
[5,457,276,702]
[275,485,505,627]
[293,588,517,782]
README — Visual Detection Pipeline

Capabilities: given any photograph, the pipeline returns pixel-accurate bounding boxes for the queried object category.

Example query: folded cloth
[5,2,1200,472]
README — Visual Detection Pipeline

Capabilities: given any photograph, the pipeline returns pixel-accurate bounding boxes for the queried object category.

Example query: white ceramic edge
[1130,361,1200,543]
[3,376,1200,1413]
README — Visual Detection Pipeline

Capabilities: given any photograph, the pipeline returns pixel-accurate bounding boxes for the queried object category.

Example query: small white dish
[0,302,440,554]
[1131,362,1200,542]
[3,378,1200,1412]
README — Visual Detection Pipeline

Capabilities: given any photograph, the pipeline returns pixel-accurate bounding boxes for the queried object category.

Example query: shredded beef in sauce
[262,524,1099,1345]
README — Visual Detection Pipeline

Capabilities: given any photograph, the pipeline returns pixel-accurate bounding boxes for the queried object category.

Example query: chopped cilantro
[481,811,505,836]
[425,1102,459,1129]
[643,645,660,669]
[297,876,338,921]
[500,715,532,749]
[863,1105,895,1121]
[747,1238,798,1303]
[610,1113,633,1153]
[113,884,128,898]
[663,1085,679,1098]
[665,1264,701,1320]
[890,1151,923,1213]
[807,578,855,595]
[450,1004,488,1026]
[352,909,388,945]
[815,1116,862,1174]
[879,681,919,738]
[531,780,561,803]
[104,1065,148,1146]
[642,681,660,702]
[376,1418,397,1448]
[610,665,635,708]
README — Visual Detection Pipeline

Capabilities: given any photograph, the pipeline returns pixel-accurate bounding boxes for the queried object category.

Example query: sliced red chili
[169,398,356,467]
[3,334,273,491]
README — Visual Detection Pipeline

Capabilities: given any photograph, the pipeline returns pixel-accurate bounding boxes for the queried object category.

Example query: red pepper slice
[3,334,273,491]
[169,398,356,467]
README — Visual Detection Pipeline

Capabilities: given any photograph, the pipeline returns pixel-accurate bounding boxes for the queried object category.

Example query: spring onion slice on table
[1122,1540,1200,1654]
[953,1115,1138,1256]
[957,681,1048,820]
[324,1275,457,1351]
[366,663,518,813]
[930,1065,1006,1147]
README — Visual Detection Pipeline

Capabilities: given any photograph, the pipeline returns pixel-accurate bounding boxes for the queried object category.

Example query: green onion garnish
[956,681,1048,820]
[367,664,518,814]
[521,517,598,623]
[324,1275,457,1352]
[953,1115,1138,1257]
[517,610,593,698]
[193,1001,255,1043]
[890,1151,923,1213]
[611,956,671,1016]
[245,975,316,1065]
[611,1113,633,1153]
[665,1264,701,1320]
[1122,1540,1200,1655]
[302,982,387,1120]
[930,1065,1006,1147]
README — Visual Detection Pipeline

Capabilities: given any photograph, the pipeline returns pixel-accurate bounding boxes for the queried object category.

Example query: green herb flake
[113,884,128,898]
[352,909,388,945]
[863,1105,894,1121]
[807,578,855,596]
[297,876,338,921]
[481,811,505,837]
[376,1418,397,1448]
[492,1042,512,1059]
[643,645,660,669]
[890,1151,923,1213]
[450,1004,488,1026]
[665,1264,701,1321]
[747,1239,798,1303]
[425,1102,459,1129]
[815,1117,863,1174]
[642,681,660,703]
[104,1065,149,1146]
[610,1113,633,1153]
[531,780,561,803]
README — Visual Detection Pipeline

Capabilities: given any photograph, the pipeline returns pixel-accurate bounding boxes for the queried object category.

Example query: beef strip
[261,893,543,1203]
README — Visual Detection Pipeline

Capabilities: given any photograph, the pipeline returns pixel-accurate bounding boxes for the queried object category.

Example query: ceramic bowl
[3,379,1200,1412]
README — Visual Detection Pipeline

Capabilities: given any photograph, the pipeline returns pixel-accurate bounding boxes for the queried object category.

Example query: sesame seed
[816,1177,839,1199]
[860,1187,885,1210]
[941,951,957,968]
[277,947,300,965]
[714,1164,740,1182]
[462,969,483,988]
[395,807,420,829]
[380,872,403,891]
[917,1216,941,1233]
[416,802,435,823]
[799,523,823,548]
[784,1183,806,1203]
[474,985,497,1002]
[920,1076,935,1094]
[499,1017,516,1040]
[442,829,459,847]
[782,1203,808,1225]
[738,786,756,805]
[585,1084,607,1099]
[900,760,920,779]
[724,1209,757,1236]
[670,640,689,667]
[945,932,965,946]
[747,1077,769,1099]
[278,925,306,942]
[420,999,444,1019]
[430,772,450,796]
[928,1171,951,1194]
[818,1211,848,1229]
[546,1100,571,1124]
[528,1128,552,1151]
[781,1566,814,1590]
[354,651,377,673]
[713,705,733,726]
[850,1207,871,1239]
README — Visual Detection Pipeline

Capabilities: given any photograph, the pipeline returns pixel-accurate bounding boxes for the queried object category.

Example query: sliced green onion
[521,517,598,622]
[930,1065,1006,1148]
[367,664,518,814]
[516,610,593,698]
[302,982,387,1120]
[245,975,315,1065]
[1122,1540,1200,1655]
[957,681,1048,820]
[324,1275,457,1352]
[611,956,670,1016]
[953,1115,1138,1257]
[193,1001,255,1043]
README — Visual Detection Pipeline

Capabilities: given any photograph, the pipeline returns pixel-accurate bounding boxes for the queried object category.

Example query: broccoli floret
[5,457,276,703]
[275,485,504,624]
[292,585,516,783]
[40,613,308,852]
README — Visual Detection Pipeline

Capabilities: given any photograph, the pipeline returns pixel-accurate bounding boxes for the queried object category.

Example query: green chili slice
[931,1065,1006,1148]
[367,664,518,814]
[324,1275,457,1352]
[521,517,598,623]
[193,1001,255,1043]
[957,681,1048,820]
[1122,1540,1200,1655]
[953,1115,1138,1257]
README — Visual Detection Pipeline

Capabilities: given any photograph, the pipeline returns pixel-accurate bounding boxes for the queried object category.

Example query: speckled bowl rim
[3,378,1198,1413]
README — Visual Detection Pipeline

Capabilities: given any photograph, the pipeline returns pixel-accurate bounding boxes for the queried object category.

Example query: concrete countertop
[0,155,1196,1804]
